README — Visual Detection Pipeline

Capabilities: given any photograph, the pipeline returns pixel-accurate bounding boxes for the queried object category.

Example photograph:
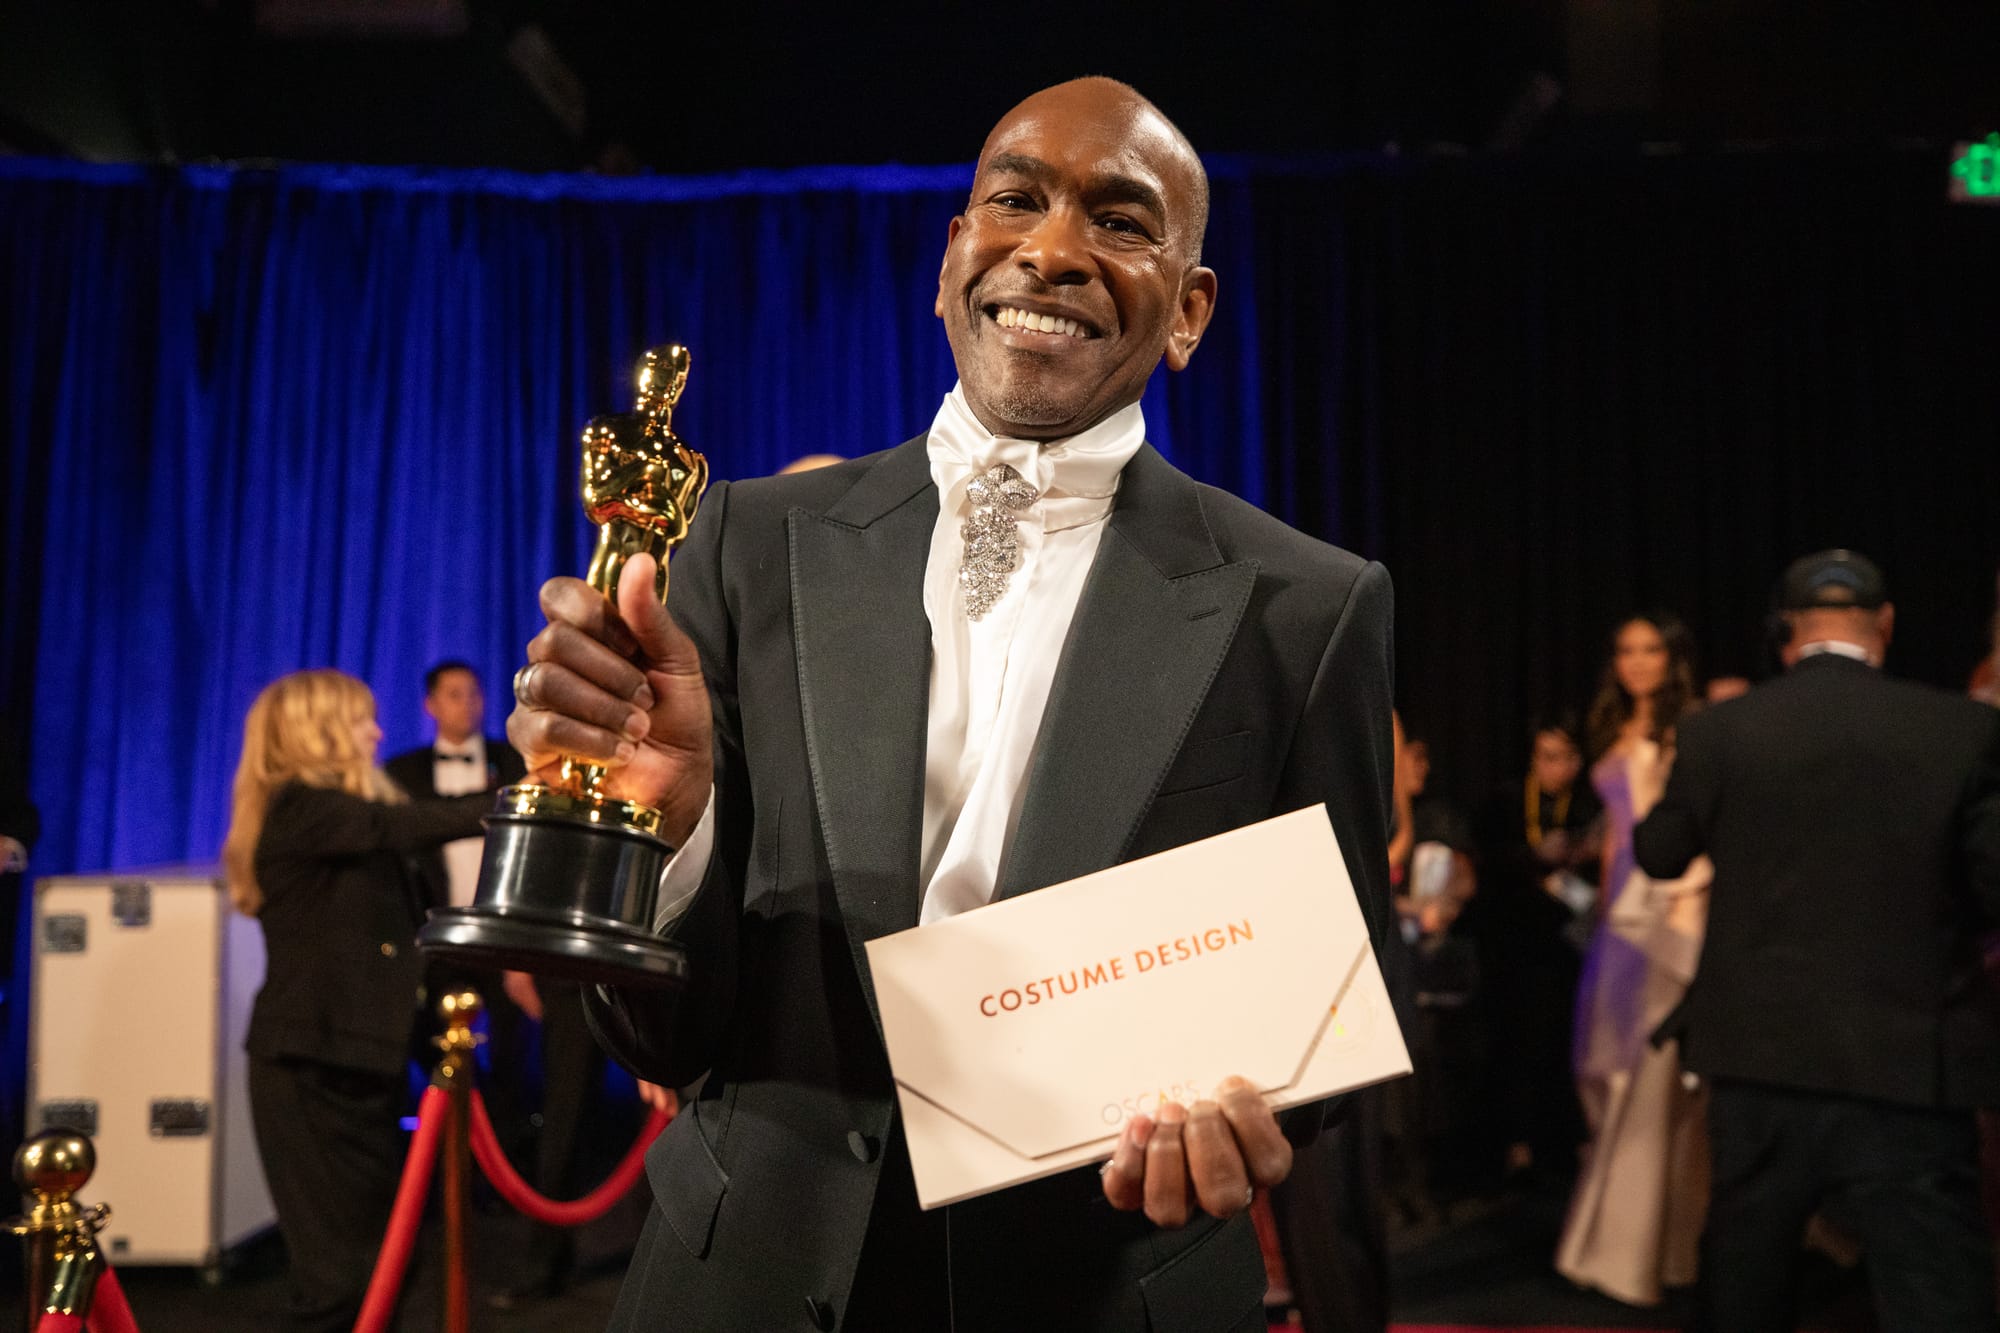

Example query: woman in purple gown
[1556,613,1712,1306]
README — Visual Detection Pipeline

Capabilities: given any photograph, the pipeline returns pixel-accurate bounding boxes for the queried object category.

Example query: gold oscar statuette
[417,345,709,988]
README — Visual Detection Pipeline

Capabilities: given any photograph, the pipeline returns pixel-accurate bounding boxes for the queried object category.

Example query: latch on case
[111,882,152,927]
[38,1099,100,1137]
[41,915,87,954]
[149,1099,211,1137]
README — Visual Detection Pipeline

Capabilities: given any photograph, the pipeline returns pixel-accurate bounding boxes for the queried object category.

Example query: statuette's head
[635,344,691,421]
[580,345,708,545]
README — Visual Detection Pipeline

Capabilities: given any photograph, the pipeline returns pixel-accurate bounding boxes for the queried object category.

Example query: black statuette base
[416,808,688,990]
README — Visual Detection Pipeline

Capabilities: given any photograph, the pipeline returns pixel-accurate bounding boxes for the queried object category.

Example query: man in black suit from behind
[1635,549,2000,1332]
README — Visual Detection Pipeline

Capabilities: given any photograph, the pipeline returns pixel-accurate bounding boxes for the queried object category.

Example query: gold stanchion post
[434,989,483,1333]
[5,1132,110,1328]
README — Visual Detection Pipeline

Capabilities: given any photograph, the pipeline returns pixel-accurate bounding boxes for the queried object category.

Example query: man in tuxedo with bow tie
[509,77,1396,1332]
[386,661,527,900]
[387,662,589,1305]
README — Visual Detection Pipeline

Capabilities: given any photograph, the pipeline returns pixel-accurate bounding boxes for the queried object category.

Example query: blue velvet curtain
[2,159,1309,881]
[8,149,1999,885]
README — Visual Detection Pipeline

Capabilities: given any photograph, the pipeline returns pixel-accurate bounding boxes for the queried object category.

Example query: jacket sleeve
[583,480,745,1090]
[381,749,430,799]
[1270,559,1396,1146]
[1633,712,1716,880]
[257,783,487,862]
[1278,561,1397,968]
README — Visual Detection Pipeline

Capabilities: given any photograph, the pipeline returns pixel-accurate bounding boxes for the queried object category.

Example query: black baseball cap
[1777,549,1887,611]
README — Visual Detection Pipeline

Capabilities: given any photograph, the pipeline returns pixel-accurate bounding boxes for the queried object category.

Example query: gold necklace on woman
[1525,777,1570,849]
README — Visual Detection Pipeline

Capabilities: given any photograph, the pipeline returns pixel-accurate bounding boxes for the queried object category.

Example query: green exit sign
[1950,135,2000,204]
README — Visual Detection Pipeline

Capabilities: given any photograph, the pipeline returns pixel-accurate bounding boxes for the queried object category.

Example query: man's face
[425,669,484,746]
[935,83,1216,439]
[1530,731,1581,795]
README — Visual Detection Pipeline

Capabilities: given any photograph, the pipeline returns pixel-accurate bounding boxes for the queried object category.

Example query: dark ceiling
[1,1,1996,173]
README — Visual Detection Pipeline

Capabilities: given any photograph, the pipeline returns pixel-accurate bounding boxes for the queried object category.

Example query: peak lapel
[789,439,937,1032]
[997,446,1257,900]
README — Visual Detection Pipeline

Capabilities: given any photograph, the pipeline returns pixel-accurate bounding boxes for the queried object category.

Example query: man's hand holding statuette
[507,553,712,848]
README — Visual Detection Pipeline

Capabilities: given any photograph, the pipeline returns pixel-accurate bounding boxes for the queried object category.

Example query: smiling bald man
[508,78,1396,1332]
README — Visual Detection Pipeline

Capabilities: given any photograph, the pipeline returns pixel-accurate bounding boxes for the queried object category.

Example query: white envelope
[865,804,1412,1209]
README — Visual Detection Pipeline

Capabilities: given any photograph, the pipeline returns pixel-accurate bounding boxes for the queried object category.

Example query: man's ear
[1165,266,1218,372]
[1876,602,1895,646]
[422,696,442,725]
[934,215,964,320]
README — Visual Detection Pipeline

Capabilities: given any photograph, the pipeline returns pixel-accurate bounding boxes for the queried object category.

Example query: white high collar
[924,385,1144,535]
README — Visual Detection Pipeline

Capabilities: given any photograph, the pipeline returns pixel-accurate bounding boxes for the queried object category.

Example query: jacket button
[379,942,397,957]
[846,1130,878,1163]
[804,1296,835,1329]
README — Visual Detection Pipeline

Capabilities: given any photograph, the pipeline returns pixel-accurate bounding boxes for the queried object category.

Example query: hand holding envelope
[865,804,1412,1215]
[1099,1075,1293,1226]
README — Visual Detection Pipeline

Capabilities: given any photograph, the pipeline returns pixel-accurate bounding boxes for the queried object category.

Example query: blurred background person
[1971,567,1999,706]
[1637,551,2000,1331]
[0,722,38,1158]
[1413,726,1484,1199]
[1556,612,1711,1306]
[1263,718,1412,1333]
[1704,675,1753,705]
[776,452,845,474]
[223,669,488,1333]
[383,659,524,911]
[1466,713,1602,1185]
[1389,722,1477,936]
[384,659,582,1307]
[0,741,33,877]
[1385,716,1481,1213]
[1971,568,2000,1299]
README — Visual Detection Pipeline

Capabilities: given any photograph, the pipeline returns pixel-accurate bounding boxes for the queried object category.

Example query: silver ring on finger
[1242,1184,1255,1211]
[513,663,538,707]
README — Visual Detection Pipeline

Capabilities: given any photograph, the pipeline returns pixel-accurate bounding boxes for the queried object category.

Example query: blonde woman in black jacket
[223,669,486,1332]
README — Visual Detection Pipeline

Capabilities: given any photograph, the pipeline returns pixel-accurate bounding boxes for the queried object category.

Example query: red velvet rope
[352,1083,448,1333]
[86,1268,137,1333]
[33,1265,138,1333]
[467,1088,669,1228]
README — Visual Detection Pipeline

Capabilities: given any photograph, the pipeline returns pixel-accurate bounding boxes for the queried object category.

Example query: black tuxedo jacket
[383,735,525,800]
[1635,653,2000,1109]
[384,737,524,910]
[584,438,1396,1332]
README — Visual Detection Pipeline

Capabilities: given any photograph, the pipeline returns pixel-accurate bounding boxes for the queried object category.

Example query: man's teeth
[993,307,1088,338]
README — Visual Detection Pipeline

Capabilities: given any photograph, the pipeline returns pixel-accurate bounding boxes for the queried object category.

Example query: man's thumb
[615,554,697,671]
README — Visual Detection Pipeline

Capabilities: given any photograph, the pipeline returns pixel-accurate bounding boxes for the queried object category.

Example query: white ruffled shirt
[653,387,1144,930]
[915,386,1143,920]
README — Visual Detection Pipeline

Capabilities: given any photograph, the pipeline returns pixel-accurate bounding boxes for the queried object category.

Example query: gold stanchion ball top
[14,1132,94,1202]
[438,987,484,1027]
